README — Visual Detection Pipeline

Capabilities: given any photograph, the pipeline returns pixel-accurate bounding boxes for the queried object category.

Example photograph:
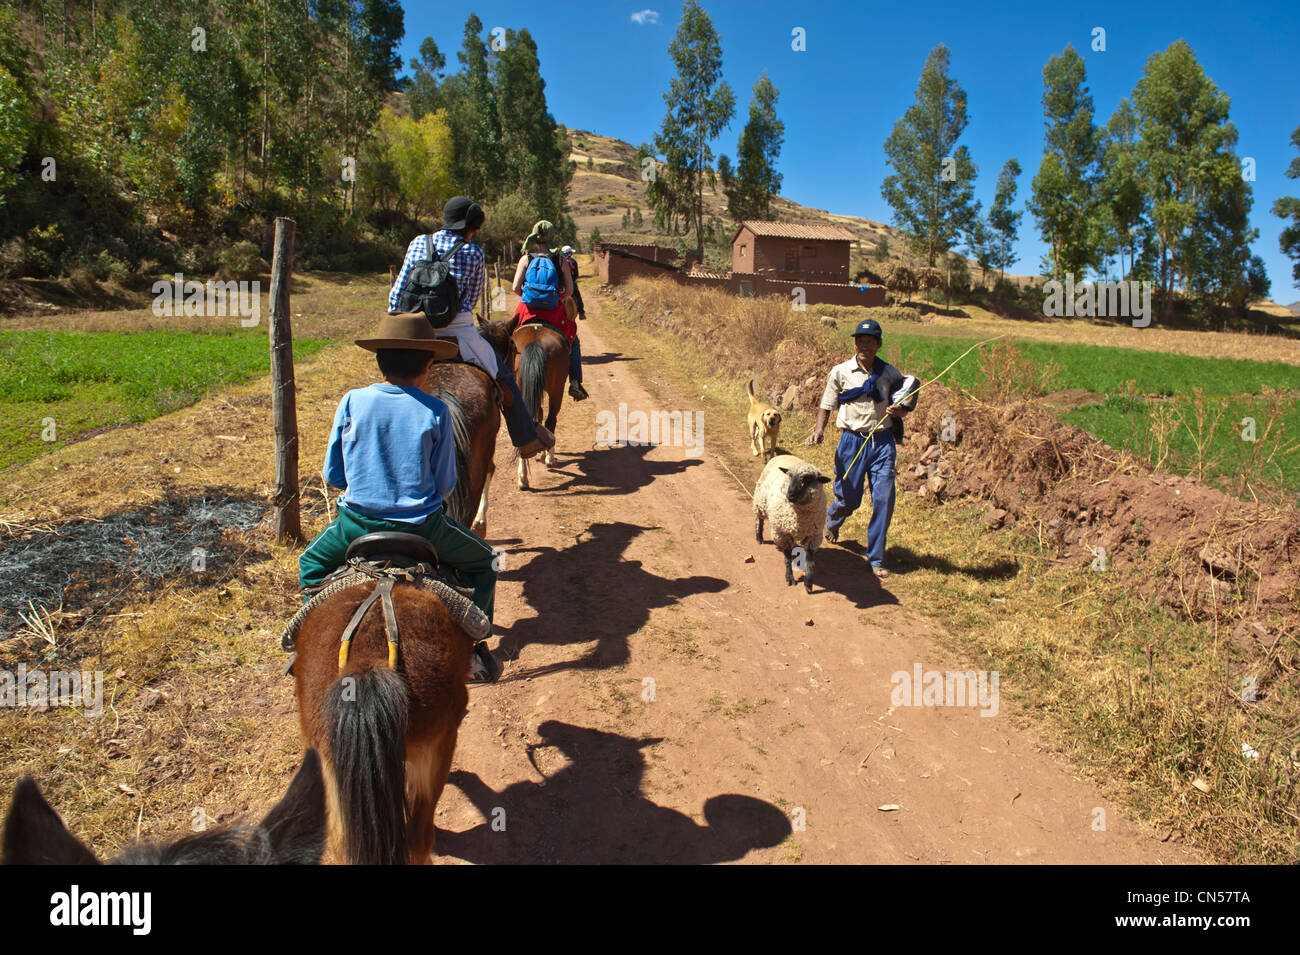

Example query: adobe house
[731,221,856,282]
[593,225,886,307]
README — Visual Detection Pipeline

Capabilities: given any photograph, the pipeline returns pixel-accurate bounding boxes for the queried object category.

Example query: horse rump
[322,665,410,865]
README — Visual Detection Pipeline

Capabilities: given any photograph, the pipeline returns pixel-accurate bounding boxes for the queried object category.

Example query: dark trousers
[496,360,541,446]
[569,337,582,383]
[826,429,896,567]
[299,504,497,626]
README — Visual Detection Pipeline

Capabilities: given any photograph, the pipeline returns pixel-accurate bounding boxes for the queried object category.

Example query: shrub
[219,240,262,280]
[69,266,98,295]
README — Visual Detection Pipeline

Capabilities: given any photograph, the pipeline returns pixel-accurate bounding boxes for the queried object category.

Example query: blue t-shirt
[323,383,457,523]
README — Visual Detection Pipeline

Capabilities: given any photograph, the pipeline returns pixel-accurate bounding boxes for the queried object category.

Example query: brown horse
[286,323,513,865]
[425,319,515,537]
[3,750,326,864]
[512,321,569,490]
[292,579,474,864]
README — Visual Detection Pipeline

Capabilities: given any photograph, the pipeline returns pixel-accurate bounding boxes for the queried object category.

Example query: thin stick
[864,333,1007,442]
[718,458,753,497]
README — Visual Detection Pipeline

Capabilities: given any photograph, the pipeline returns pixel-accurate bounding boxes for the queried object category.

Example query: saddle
[281,532,490,675]
[430,354,512,408]
[515,317,571,354]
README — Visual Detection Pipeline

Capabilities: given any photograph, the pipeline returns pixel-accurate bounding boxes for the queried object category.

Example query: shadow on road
[498,521,727,677]
[886,543,1019,581]
[581,351,640,366]
[531,443,702,497]
[807,544,899,608]
[438,720,791,863]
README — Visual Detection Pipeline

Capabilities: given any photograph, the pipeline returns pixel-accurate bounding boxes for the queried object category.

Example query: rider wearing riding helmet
[510,220,588,401]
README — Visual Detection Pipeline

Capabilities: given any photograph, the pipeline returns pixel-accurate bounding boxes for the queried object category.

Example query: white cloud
[630,9,659,25]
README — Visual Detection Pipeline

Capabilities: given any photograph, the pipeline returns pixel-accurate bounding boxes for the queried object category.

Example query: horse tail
[322,664,410,865]
[431,387,472,526]
[519,341,548,421]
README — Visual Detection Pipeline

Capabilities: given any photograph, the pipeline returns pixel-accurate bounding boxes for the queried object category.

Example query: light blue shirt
[323,383,457,523]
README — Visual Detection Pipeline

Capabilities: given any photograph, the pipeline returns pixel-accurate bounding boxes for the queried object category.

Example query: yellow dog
[746,376,782,460]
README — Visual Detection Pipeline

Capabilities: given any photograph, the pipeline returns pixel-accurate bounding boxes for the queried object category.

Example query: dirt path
[432,297,1199,865]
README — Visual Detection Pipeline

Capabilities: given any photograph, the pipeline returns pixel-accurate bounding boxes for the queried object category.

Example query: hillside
[564,129,1033,284]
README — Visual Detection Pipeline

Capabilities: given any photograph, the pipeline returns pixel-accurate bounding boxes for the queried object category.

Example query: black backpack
[396,235,465,328]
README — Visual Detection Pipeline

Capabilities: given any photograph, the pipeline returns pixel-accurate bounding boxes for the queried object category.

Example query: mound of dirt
[903,384,1300,619]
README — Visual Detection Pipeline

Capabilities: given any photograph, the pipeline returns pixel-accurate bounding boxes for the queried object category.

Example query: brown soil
[899,388,1300,621]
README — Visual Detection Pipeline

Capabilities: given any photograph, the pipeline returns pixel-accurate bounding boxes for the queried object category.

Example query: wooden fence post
[269,217,302,543]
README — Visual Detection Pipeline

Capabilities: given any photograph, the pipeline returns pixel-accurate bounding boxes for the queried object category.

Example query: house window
[739,281,754,298]
[802,245,818,258]
[739,243,747,258]
[785,249,800,271]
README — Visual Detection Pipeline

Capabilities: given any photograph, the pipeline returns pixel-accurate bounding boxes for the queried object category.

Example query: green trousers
[298,503,496,627]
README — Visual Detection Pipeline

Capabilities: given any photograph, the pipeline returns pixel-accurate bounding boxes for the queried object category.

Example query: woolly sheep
[753,454,831,592]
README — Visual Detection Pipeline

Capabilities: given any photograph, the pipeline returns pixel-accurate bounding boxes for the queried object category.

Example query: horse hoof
[471,522,486,537]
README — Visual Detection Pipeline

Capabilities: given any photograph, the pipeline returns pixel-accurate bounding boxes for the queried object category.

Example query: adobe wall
[595,243,885,307]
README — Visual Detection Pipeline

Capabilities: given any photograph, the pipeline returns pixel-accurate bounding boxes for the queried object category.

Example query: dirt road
[432,298,1198,864]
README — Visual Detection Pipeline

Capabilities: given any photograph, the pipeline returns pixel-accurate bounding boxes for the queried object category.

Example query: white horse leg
[472,465,493,537]
[517,454,529,490]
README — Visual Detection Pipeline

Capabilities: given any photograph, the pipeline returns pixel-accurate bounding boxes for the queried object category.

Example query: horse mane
[478,319,514,364]
[431,387,472,526]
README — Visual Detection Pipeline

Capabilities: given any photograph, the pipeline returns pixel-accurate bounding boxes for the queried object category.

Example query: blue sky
[398,1,1300,303]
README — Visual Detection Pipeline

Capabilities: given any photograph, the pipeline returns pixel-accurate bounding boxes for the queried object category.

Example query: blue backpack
[521,252,560,309]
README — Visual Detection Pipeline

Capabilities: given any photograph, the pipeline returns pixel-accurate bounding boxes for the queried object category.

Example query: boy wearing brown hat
[299,314,502,682]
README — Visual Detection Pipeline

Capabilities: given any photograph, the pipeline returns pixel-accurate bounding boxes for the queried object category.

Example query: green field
[873,332,1300,496]
[0,329,330,471]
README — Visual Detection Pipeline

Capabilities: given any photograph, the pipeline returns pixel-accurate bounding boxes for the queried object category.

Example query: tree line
[637,4,1300,312]
[882,40,1298,315]
[0,2,572,280]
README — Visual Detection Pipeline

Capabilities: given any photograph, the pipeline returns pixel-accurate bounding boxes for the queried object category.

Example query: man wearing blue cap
[804,318,915,579]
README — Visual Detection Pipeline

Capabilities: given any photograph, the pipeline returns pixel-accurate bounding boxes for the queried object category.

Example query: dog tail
[747,375,756,399]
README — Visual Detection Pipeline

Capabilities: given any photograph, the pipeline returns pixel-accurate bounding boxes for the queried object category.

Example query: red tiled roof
[734,221,857,242]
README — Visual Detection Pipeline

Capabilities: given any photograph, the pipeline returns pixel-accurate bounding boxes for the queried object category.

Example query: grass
[1063,390,1300,495]
[878,331,1300,398]
[0,328,330,470]
[875,331,1300,496]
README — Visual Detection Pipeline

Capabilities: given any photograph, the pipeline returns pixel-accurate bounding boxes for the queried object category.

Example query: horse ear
[778,466,789,474]
[257,750,327,865]
[3,778,100,865]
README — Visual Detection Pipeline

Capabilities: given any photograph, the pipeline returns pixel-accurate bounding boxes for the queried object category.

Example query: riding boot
[496,360,555,458]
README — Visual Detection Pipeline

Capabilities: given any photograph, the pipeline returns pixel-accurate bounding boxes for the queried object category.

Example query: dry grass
[895,302,1300,367]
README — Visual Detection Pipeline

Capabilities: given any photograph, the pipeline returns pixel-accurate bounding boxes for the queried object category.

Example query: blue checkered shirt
[388,230,485,316]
